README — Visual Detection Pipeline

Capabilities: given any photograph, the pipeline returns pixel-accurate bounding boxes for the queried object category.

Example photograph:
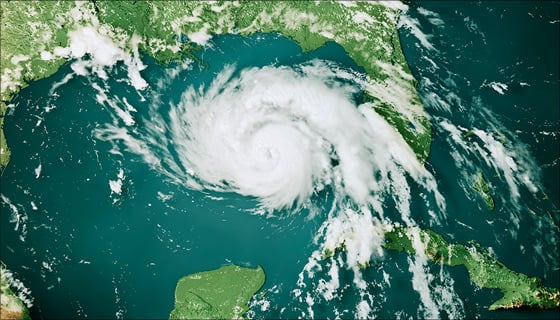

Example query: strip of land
[384,227,560,310]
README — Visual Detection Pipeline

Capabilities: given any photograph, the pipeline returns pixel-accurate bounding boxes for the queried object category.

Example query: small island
[169,265,266,319]
[472,171,495,211]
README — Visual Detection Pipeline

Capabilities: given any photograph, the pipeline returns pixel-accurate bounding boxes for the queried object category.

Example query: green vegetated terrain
[473,171,495,210]
[0,0,430,173]
[169,265,265,319]
[384,227,560,310]
[1,1,557,317]
[1,263,31,320]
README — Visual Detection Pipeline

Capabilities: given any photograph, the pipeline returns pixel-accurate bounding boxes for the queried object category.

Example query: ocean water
[1,2,559,319]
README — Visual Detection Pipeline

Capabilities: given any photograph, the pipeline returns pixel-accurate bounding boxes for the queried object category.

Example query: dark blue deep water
[1,2,559,319]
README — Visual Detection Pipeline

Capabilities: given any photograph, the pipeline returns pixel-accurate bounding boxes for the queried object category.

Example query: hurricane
[1,1,558,319]
[97,60,437,211]
[88,51,462,317]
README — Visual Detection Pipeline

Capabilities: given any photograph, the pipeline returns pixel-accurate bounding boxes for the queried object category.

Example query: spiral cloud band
[147,61,424,212]
[90,55,453,318]
[95,60,434,214]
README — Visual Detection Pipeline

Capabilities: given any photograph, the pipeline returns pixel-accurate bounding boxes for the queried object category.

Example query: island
[384,227,560,310]
[169,265,265,320]
[0,2,430,317]
[472,171,495,211]
[1,0,557,317]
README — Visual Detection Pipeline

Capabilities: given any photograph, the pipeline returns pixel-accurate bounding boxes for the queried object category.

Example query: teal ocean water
[1,2,559,319]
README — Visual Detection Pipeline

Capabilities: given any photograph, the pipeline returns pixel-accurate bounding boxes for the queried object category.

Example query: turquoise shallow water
[0,33,363,319]
[1,2,559,319]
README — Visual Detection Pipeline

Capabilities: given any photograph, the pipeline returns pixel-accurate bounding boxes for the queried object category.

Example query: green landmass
[472,171,495,210]
[383,227,560,310]
[1,1,558,315]
[0,0,431,174]
[1,262,31,320]
[463,129,496,211]
[0,101,9,175]
[169,265,265,320]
